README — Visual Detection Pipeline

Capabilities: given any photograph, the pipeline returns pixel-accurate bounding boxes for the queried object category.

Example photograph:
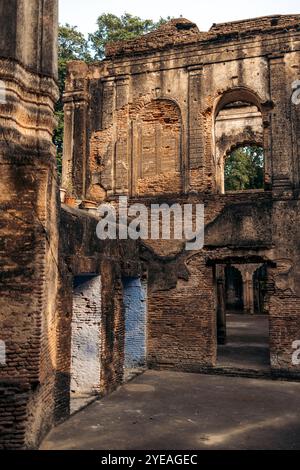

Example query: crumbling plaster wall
[61,15,300,377]
[63,15,300,201]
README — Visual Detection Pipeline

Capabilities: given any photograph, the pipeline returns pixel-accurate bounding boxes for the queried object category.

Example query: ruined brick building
[1,0,300,449]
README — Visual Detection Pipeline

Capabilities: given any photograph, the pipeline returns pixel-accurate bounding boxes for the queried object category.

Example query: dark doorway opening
[216,263,270,372]
[225,266,244,312]
[253,265,268,314]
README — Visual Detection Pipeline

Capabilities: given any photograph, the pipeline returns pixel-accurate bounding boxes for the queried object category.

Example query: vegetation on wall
[89,13,170,60]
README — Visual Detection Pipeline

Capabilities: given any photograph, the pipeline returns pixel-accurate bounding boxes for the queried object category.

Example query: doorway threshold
[217,314,270,372]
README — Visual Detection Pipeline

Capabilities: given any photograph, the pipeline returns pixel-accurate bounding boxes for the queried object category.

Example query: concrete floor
[41,370,300,450]
[218,314,270,371]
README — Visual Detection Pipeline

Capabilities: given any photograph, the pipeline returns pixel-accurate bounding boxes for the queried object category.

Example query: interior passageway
[216,263,269,371]
[217,314,270,371]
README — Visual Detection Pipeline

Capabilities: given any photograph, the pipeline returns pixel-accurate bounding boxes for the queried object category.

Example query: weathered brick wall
[133,100,182,196]
[64,14,300,199]
[148,254,216,370]
[105,18,201,57]
[99,259,125,394]
[53,266,73,423]
[0,382,30,449]
[56,207,142,404]
[144,191,272,371]
[209,15,300,35]
[267,201,300,372]
[61,14,300,381]
[0,0,60,449]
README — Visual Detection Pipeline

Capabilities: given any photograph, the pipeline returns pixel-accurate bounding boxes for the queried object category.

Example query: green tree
[224,145,264,192]
[55,24,92,175]
[89,13,170,60]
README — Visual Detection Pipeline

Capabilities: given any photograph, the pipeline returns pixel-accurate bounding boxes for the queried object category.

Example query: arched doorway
[214,88,266,194]
[217,263,270,371]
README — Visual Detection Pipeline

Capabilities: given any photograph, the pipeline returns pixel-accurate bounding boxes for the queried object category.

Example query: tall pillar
[188,65,205,192]
[236,265,263,315]
[243,272,253,315]
[62,61,89,199]
[268,54,294,194]
[115,75,130,195]
[0,0,59,449]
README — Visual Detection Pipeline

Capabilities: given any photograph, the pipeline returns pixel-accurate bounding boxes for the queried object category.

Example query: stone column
[0,0,59,449]
[268,54,294,195]
[115,75,130,195]
[100,77,116,196]
[236,264,263,315]
[62,61,90,199]
[242,271,252,314]
[188,65,205,192]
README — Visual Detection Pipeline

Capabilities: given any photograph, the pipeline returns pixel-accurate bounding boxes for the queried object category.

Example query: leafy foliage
[89,13,170,60]
[224,145,264,191]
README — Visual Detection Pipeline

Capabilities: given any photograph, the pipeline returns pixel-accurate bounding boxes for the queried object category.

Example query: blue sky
[59,0,300,35]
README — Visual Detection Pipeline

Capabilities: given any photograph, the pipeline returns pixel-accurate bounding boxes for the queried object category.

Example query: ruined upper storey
[105,18,201,57]
[105,14,300,58]
[62,14,300,201]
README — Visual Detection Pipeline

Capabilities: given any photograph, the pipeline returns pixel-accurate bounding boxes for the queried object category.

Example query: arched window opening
[214,93,264,193]
[224,144,264,192]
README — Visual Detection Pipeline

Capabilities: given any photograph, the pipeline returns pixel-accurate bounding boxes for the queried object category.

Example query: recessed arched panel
[132,99,182,196]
